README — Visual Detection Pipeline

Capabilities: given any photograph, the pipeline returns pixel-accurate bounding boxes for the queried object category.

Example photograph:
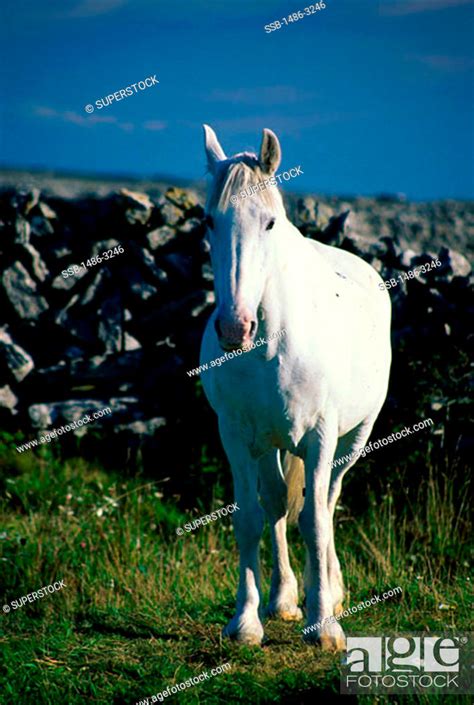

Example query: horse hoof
[302,622,346,651]
[318,631,346,652]
[267,606,303,621]
[222,618,264,645]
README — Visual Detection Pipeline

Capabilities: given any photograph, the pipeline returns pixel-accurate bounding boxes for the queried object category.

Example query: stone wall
[0,183,472,479]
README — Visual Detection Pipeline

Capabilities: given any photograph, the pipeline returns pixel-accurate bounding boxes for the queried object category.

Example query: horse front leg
[259,450,302,621]
[299,417,346,651]
[219,419,265,645]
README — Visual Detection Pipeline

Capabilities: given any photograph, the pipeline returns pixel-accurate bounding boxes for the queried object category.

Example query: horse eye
[205,214,214,230]
[266,218,276,231]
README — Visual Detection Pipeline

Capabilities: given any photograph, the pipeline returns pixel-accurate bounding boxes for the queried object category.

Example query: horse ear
[203,124,226,173]
[259,128,281,175]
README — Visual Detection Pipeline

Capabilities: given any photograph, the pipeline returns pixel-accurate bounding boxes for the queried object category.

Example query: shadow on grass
[76,609,182,641]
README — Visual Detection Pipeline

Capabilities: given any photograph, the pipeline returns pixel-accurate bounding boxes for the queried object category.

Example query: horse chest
[209,354,322,454]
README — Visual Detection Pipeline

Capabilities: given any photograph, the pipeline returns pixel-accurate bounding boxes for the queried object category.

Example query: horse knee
[298,504,330,547]
[298,509,312,544]
[260,490,287,520]
[233,505,264,546]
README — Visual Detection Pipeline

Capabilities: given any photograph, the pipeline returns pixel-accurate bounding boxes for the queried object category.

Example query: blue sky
[1,0,473,199]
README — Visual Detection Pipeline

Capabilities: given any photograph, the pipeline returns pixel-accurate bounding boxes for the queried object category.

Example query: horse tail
[283,452,305,525]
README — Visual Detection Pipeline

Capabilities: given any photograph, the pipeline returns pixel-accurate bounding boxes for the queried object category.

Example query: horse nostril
[249,320,257,337]
[214,319,222,337]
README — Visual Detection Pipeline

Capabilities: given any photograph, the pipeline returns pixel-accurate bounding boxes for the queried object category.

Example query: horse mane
[207,153,282,213]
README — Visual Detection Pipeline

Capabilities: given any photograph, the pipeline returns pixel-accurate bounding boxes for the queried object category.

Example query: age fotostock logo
[341,634,473,694]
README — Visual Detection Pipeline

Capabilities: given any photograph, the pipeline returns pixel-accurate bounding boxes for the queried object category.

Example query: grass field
[0,432,472,705]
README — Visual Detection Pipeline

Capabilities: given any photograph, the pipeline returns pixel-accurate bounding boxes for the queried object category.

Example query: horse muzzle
[214,313,257,351]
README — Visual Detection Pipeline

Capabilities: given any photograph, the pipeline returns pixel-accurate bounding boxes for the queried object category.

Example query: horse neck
[259,219,326,337]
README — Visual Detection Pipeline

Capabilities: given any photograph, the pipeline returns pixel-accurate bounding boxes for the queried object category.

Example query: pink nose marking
[216,308,256,345]
[220,319,252,341]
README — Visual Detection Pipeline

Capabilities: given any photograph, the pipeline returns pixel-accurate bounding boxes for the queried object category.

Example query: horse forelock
[207,153,281,213]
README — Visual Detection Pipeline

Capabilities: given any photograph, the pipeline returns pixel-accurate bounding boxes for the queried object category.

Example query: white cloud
[34,106,58,117]
[34,106,135,131]
[205,86,318,106]
[408,54,474,70]
[208,111,363,137]
[143,120,167,131]
[67,0,128,18]
[380,0,474,16]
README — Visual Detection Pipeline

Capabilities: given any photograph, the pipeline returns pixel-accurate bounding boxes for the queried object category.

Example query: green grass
[0,436,472,705]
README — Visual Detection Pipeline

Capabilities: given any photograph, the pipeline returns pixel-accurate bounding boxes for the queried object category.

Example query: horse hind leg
[299,416,346,651]
[258,450,302,621]
[327,417,378,615]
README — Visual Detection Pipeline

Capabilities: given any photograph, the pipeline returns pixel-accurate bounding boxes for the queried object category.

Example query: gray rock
[119,188,154,225]
[81,268,109,306]
[2,262,48,320]
[0,385,18,412]
[178,217,202,234]
[131,280,158,300]
[146,225,176,251]
[15,216,31,244]
[28,403,54,427]
[199,238,211,255]
[378,236,402,261]
[202,262,214,282]
[92,239,121,256]
[134,246,168,283]
[438,247,471,278]
[296,196,317,226]
[24,188,41,214]
[30,215,54,237]
[164,186,199,211]
[51,246,73,260]
[400,248,419,268]
[124,332,141,351]
[319,210,350,246]
[108,396,141,417]
[51,268,87,290]
[97,295,123,354]
[315,202,335,231]
[55,290,98,347]
[114,417,166,436]
[55,293,79,326]
[38,201,57,219]
[191,290,215,317]
[341,233,376,259]
[156,336,176,349]
[28,399,115,429]
[125,208,152,226]
[22,242,49,282]
[160,201,183,227]
[411,251,438,267]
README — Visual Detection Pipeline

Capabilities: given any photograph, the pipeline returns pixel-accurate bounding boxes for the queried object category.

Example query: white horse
[200,125,391,651]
